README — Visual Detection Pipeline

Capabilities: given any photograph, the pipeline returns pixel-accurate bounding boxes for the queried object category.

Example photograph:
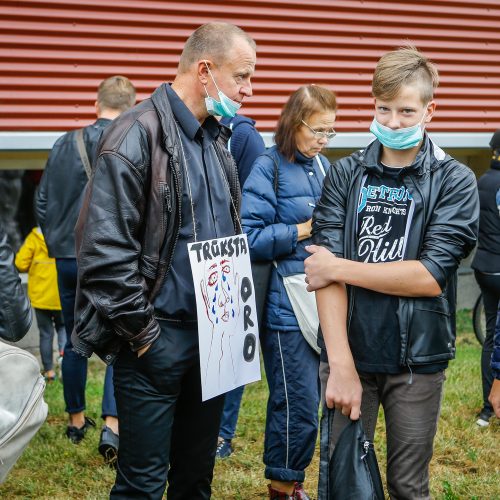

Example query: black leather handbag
[328,417,385,500]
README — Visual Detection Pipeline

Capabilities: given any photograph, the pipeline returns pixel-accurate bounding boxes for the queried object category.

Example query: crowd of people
[1,20,499,500]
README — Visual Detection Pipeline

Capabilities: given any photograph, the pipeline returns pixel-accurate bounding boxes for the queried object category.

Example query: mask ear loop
[203,60,222,94]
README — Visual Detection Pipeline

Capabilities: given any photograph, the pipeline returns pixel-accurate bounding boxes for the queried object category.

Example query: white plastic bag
[282,273,320,354]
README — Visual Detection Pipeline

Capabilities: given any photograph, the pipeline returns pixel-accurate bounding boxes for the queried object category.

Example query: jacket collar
[151,83,225,155]
[358,133,446,177]
[151,83,181,157]
[294,149,314,166]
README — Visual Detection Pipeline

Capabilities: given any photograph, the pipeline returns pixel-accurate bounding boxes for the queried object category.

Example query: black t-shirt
[349,165,446,374]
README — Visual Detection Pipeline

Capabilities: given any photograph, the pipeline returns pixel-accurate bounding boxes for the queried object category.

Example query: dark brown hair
[97,75,136,112]
[274,85,337,162]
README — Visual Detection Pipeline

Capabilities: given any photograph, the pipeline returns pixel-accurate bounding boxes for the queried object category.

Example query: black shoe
[65,416,96,444]
[476,408,493,427]
[98,425,119,467]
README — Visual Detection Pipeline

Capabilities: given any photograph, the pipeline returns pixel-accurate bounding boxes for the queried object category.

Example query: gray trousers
[318,361,445,500]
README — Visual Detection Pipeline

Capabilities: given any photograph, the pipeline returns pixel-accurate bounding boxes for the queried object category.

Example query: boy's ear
[424,100,437,124]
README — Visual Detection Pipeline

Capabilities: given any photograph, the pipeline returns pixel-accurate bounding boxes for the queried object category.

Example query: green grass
[1,310,499,499]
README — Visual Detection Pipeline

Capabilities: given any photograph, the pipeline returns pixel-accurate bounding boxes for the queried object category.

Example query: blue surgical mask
[203,61,241,118]
[369,109,427,150]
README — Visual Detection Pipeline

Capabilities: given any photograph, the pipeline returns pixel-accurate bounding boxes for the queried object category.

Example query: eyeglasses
[301,120,336,140]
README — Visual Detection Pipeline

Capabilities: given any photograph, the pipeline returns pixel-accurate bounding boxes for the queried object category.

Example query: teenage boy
[304,46,479,499]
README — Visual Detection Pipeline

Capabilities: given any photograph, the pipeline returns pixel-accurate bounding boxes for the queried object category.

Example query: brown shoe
[268,484,294,499]
[293,483,311,500]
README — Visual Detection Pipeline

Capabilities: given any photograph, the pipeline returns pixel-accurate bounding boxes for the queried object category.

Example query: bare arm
[316,283,362,419]
[489,379,500,418]
[305,245,441,297]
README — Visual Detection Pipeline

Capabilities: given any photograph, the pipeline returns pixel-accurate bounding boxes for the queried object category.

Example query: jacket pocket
[74,301,114,351]
[406,296,455,364]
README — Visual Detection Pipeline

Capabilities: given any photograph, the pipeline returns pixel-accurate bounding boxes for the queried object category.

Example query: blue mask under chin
[203,61,241,118]
[370,112,427,150]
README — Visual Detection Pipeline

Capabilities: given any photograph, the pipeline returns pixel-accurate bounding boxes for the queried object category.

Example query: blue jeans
[35,308,66,371]
[219,385,245,440]
[261,328,320,483]
[56,258,117,418]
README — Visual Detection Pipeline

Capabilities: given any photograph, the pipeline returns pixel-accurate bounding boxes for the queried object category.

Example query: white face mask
[203,61,241,118]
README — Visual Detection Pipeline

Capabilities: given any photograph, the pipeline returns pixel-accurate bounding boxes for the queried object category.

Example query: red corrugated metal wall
[1,0,500,133]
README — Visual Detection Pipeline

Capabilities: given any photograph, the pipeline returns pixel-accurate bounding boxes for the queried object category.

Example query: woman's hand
[296,218,312,242]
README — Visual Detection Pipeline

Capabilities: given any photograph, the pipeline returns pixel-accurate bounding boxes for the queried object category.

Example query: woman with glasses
[241,85,337,500]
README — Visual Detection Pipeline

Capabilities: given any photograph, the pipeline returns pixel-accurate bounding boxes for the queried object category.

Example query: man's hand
[488,378,500,418]
[137,343,152,358]
[325,362,362,420]
[304,244,339,291]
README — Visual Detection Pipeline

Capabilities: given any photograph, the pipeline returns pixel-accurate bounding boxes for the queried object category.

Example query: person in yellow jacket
[15,227,66,381]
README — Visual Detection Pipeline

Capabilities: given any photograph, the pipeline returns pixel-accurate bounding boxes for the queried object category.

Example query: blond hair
[97,75,136,112]
[178,22,256,73]
[372,46,439,103]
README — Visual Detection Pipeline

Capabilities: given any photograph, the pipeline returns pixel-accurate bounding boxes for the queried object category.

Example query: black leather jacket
[36,118,111,258]
[72,84,241,364]
[0,227,32,342]
[313,135,479,366]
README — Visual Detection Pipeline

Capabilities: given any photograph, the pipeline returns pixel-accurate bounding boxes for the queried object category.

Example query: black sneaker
[65,416,96,444]
[476,409,493,427]
[98,425,119,467]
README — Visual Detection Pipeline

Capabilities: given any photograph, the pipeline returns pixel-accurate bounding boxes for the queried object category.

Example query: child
[16,226,65,380]
[305,46,479,498]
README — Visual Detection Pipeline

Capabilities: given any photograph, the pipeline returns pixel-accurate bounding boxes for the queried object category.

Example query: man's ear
[94,101,100,118]
[198,59,211,86]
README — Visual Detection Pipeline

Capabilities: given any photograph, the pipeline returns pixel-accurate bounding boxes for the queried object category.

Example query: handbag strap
[261,152,279,194]
[315,154,326,177]
[75,128,92,179]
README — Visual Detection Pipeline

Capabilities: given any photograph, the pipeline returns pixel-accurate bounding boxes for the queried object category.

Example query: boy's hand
[326,362,362,420]
[304,245,340,291]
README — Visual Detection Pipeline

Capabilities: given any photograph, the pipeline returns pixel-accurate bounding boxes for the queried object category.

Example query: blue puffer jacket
[241,145,330,331]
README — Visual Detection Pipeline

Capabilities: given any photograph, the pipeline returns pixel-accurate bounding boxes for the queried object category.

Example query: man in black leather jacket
[304,47,479,499]
[73,23,255,499]
[0,225,32,342]
[36,76,136,462]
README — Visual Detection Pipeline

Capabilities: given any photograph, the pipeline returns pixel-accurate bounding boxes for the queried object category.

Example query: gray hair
[178,22,256,72]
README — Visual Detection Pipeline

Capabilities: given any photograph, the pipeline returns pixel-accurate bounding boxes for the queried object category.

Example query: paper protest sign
[188,234,261,401]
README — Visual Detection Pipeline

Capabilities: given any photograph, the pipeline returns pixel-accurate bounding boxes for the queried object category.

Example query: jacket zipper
[400,175,427,378]
[151,156,181,300]
[163,157,181,282]
[347,170,364,331]
[401,175,427,373]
